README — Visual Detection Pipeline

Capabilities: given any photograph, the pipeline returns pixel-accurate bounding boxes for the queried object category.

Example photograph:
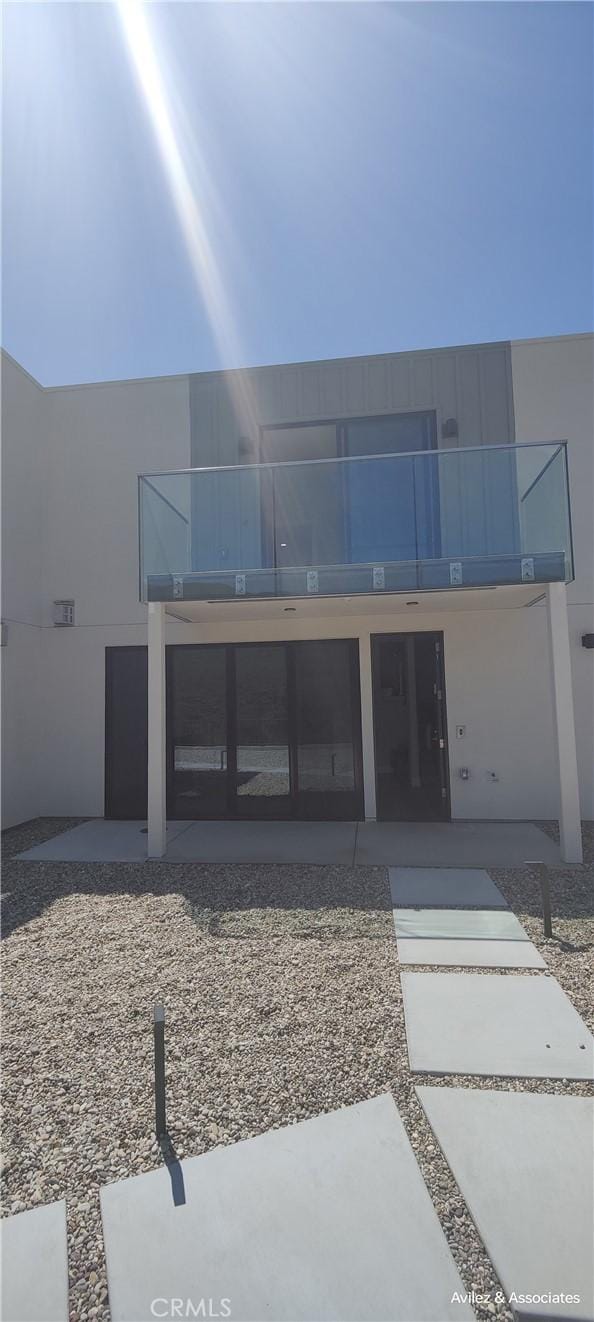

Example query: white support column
[358,634,377,821]
[405,635,421,789]
[147,602,167,858]
[546,582,582,863]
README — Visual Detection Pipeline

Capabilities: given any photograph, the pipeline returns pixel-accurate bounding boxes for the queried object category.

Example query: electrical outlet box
[456,724,466,739]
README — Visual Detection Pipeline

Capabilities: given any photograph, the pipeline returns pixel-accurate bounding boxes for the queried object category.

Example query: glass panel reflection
[235,645,290,801]
[294,641,356,795]
[168,646,228,818]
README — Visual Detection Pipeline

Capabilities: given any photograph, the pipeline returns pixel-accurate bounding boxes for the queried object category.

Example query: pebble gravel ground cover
[1,816,593,1322]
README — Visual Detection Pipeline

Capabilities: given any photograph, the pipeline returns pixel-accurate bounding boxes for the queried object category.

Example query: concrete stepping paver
[397,936,545,968]
[100,1094,473,1322]
[0,1200,69,1321]
[401,972,594,1079]
[394,908,545,967]
[417,1087,594,1321]
[394,908,528,939]
[389,867,508,909]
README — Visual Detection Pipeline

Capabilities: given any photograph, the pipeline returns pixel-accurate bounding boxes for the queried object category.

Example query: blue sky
[2,1,593,385]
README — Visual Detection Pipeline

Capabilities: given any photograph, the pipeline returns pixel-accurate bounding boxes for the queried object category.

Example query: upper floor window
[260,411,437,464]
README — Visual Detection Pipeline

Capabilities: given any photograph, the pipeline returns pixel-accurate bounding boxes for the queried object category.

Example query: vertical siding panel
[254,371,275,426]
[433,355,458,558]
[411,355,433,407]
[367,358,390,413]
[456,352,483,557]
[279,366,299,421]
[389,355,411,409]
[298,365,322,418]
[320,361,343,417]
[189,376,218,467]
[480,350,518,555]
[434,355,458,441]
[456,352,483,446]
[480,349,512,445]
[344,360,366,414]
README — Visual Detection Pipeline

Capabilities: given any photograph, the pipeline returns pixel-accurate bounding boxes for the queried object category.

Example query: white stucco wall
[42,375,191,628]
[511,334,594,819]
[1,356,47,825]
[1,359,191,826]
[2,335,592,828]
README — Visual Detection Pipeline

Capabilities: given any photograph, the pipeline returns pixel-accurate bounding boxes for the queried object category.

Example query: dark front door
[371,631,450,821]
[105,647,148,818]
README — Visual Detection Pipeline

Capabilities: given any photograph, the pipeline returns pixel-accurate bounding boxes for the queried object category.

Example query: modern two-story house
[2,333,593,861]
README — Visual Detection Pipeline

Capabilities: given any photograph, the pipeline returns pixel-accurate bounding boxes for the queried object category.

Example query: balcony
[139,441,573,604]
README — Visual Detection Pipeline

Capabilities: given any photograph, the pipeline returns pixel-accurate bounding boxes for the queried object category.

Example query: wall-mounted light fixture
[53,600,75,627]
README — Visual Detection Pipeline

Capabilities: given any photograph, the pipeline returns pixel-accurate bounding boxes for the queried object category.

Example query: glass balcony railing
[138,441,573,603]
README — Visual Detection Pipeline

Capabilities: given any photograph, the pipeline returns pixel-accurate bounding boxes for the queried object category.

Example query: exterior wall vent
[53,600,75,627]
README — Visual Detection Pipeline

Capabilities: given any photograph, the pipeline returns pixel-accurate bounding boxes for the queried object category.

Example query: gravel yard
[1,817,593,1322]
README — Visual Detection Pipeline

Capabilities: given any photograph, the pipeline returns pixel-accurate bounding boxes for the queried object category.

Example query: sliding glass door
[259,411,439,573]
[165,639,363,821]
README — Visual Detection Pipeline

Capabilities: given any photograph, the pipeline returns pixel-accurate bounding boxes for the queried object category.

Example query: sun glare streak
[116,0,258,431]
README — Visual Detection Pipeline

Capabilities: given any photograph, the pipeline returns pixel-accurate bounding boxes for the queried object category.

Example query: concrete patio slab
[397,937,545,968]
[394,908,527,939]
[16,819,192,862]
[100,1094,473,1322]
[401,973,594,1079]
[165,819,358,865]
[0,1200,69,1321]
[14,818,561,867]
[417,1087,594,1321]
[390,867,508,908]
[360,821,560,866]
